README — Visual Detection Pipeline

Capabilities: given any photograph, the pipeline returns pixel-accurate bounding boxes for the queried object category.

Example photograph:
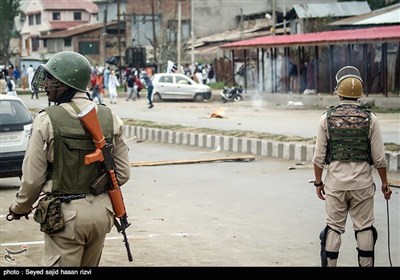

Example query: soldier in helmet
[311,66,392,267]
[7,51,131,266]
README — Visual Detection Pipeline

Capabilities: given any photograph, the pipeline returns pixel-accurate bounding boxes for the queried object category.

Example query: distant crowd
[88,65,150,105]
[181,63,215,85]
[0,64,37,98]
[0,60,216,103]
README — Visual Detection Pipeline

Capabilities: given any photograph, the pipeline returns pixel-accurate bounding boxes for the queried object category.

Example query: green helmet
[33,51,92,92]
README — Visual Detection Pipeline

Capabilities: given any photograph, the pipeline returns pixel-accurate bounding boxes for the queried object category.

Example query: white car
[151,73,212,102]
[0,95,34,179]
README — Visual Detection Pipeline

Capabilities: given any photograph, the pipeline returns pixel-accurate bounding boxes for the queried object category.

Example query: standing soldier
[7,51,131,267]
[312,66,392,267]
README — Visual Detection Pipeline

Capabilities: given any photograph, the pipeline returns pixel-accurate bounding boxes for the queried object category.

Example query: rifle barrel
[122,230,133,262]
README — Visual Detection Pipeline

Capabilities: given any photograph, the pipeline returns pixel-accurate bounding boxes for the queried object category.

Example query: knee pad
[355,226,378,267]
[319,226,340,267]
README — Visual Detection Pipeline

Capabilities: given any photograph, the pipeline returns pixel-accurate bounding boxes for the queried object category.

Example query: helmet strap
[56,87,77,104]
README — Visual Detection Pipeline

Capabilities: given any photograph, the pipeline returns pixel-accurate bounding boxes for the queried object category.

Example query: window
[64,38,72,47]
[132,14,160,47]
[79,42,99,55]
[28,15,34,25]
[167,19,190,43]
[176,76,189,85]
[43,39,47,48]
[53,12,60,21]
[35,14,41,25]
[0,100,33,125]
[31,37,39,52]
[74,12,81,20]
[160,76,173,83]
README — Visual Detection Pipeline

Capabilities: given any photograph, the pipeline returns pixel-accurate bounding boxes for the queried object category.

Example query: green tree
[0,0,21,65]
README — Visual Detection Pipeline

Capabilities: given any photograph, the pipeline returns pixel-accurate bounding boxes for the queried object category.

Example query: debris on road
[210,108,225,118]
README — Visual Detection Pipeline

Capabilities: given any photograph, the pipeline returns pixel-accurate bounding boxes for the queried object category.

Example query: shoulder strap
[326,105,336,118]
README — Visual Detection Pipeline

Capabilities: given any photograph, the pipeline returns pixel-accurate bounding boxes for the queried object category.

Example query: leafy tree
[0,0,21,65]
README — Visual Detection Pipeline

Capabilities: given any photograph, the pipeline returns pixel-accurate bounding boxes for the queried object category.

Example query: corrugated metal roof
[294,1,371,18]
[220,25,400,49]
[188,18,285,49]
[357,9,400,24]
[42,22,118,38]
[41,0,98,13]
[331,3,400,25]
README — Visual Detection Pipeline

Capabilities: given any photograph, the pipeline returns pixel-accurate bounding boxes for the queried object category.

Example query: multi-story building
[21,0,98,58]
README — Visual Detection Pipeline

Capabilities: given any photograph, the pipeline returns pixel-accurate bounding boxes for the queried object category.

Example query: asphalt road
[1,93,398,268]
[1,141,398,267]
[18,93,400,145]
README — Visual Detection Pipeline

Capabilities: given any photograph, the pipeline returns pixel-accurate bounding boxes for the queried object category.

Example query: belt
[59,194,86,203]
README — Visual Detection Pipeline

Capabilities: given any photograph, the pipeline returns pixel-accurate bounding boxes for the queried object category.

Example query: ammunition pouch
[90,173,110,196]
[33,195,65,234]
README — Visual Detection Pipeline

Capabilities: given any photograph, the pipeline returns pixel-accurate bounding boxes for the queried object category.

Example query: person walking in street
[5,76,17,96]
[13,66,21,88]
[311,66,392,267]
[108,69,120,104]
[103,66,111,96]
[142,71,154,109]
[95,70,105,102]
[135,73,143,99]
[7,51,131,267]
[125,72,137,101]
[21,64,28,89]
[27,64,38,99]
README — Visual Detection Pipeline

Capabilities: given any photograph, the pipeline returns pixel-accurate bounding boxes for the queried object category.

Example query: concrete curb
[126,125,400,173]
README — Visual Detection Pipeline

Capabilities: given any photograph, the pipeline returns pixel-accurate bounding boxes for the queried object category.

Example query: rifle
[78,103,133,262]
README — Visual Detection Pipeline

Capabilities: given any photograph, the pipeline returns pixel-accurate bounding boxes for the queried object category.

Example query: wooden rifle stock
[78,104,133,262]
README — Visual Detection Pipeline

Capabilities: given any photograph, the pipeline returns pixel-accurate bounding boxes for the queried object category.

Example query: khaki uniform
[312,100,387,266]
[10,92,131,266]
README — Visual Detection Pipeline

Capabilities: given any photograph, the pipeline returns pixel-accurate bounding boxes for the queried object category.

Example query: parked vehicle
[151,73,212,102]
[220,85,243,103]
[0,95,33,179]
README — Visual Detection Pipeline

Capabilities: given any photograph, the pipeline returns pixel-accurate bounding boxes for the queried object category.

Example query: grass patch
[122,118,316,144]
[27,109,399,152]
[122,118,400,152]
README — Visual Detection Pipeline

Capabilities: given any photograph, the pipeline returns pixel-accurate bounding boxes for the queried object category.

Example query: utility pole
[117,0,122,80]
[177,0,182,72]
[191,0,195,75]
[272,0,276,35]
[283,0,287,35]
[103,1,108,66]
[240,8,244,40]
[151,0,158,71]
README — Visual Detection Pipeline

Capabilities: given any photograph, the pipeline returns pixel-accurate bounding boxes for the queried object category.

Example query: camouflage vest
[44,104,113,195]
[325,104,372,164]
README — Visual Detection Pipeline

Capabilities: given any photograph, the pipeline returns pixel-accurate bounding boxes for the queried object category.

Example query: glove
[7,207,29,221]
